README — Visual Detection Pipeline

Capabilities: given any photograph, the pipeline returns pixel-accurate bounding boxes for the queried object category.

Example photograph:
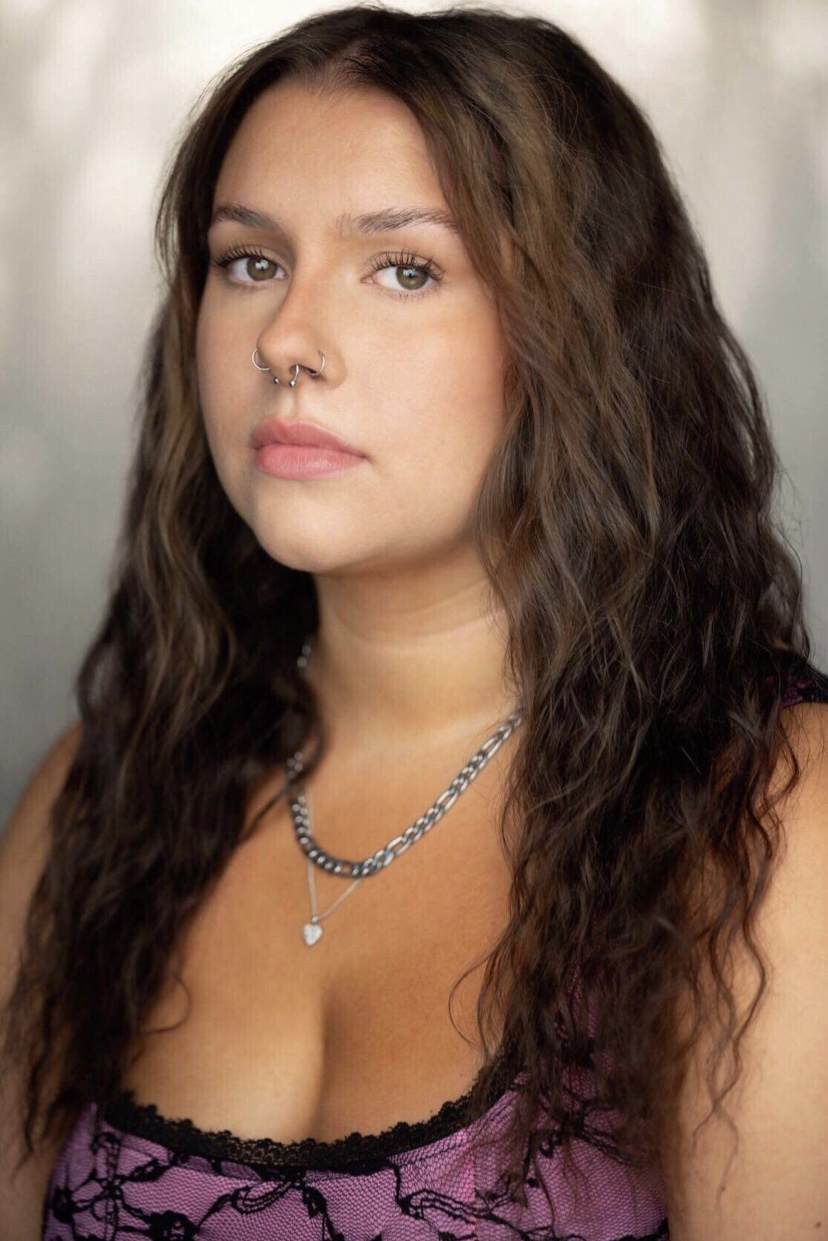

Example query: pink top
[44,1076,669,1240]
[42,655,828,1239]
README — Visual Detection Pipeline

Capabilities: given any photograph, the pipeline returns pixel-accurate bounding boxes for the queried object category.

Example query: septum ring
[251,349,326,387]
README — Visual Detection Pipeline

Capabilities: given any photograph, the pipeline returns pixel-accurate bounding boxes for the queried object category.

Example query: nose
[254,264,338,387]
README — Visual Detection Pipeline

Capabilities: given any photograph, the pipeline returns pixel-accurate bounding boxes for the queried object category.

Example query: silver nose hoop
[251,349,326,387]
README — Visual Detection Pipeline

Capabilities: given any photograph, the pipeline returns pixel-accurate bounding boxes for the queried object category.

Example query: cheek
[366,321,506,524]
[441,314,508,454]
[195,304,224,412]
[195,306,248,502]
[196,302,249,439]
[376,304,505,437]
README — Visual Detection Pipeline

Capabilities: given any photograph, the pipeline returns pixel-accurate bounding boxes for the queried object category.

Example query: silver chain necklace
[287,633,524,946]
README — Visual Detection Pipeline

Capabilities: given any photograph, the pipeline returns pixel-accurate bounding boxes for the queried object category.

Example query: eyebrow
[209,202,461,238]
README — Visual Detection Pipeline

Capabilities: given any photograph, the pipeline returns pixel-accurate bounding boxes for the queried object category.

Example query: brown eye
[395,265,429,291]
[213,251,284,285]
[245,256,278,282]
[369,252,442,299]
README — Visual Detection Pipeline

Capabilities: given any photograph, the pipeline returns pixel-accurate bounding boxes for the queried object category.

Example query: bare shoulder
[0,722,83,1241]
[0,721,83,978]
[665,700,828,1240]
[2,719,80,846]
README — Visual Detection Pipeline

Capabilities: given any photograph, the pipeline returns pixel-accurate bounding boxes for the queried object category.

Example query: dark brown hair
[3,1,815,1203]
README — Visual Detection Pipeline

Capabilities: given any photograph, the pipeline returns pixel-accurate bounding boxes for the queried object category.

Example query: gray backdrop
[2,0,826,824]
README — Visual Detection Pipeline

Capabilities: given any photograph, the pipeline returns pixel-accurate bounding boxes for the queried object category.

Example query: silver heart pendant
[302,922,323,946]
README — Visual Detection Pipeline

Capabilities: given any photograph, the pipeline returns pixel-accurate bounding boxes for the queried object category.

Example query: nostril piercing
[252,349,326,386]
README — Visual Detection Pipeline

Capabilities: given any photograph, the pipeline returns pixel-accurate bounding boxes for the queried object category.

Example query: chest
[121,750,514,1144]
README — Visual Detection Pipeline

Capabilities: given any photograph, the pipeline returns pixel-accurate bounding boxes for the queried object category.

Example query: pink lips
[251,418,366,480]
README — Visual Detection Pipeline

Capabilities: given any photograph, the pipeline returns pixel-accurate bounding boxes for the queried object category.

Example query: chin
[247,524,360,576]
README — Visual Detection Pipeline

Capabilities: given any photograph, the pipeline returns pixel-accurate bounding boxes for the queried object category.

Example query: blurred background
[1,0,826,823]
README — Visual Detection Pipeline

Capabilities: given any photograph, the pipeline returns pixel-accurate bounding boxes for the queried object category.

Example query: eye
[368,251,443,298]
[212,248,283,284]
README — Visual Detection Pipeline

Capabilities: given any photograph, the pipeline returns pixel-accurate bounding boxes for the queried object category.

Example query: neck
[302,566,519,757]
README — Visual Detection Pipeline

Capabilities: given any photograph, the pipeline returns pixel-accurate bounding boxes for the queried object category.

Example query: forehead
[214,81,443,207]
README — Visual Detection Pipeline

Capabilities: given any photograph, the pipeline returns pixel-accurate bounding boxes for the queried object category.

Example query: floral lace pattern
[44,1092,671,1240]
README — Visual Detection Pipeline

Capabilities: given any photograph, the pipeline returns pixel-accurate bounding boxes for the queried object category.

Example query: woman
[2,5,826,1237]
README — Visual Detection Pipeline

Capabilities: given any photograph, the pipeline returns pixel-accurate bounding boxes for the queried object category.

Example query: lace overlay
[44,1090,670,1240]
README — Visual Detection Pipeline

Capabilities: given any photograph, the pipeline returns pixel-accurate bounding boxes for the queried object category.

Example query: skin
[197,80,521,759]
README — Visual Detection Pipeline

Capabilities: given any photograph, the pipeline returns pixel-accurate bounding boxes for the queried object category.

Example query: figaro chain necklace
[286,633,524,946]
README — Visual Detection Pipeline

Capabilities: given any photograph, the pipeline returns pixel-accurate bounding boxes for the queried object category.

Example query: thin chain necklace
[287,633,524,946]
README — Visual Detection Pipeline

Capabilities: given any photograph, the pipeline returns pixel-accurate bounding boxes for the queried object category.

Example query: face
[197,80,509,578]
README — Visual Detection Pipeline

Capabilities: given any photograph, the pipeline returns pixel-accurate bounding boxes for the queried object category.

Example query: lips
[251,418,364,457]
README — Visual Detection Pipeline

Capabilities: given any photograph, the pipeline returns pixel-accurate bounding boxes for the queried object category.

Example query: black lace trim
[102,1055,516,1175]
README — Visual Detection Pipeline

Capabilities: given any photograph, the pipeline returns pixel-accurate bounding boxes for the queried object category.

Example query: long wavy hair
[3,0,816,1200]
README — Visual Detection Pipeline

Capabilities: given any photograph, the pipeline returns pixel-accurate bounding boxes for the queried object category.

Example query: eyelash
[367,250,442,298]
[211,246,443,300]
